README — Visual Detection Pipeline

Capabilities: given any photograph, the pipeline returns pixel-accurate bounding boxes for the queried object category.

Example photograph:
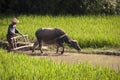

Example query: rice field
[0,15,120,80]
[0,49,120,80]
[0,15,120,48]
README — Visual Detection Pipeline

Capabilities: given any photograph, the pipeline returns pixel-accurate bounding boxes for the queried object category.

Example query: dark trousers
[7,34,13,52]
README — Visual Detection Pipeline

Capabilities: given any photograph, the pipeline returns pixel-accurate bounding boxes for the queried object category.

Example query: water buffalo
[32,28,81,54]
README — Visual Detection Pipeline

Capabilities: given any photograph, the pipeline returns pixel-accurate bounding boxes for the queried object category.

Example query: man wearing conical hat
[7,18,24,52]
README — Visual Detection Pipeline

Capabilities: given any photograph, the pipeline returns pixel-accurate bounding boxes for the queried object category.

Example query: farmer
[6,18,24,52]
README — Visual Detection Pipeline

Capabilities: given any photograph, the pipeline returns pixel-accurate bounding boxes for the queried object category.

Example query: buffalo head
[70,40,81,51]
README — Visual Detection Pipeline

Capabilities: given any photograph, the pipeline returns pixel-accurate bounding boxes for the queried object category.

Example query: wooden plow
[11,35,33,51]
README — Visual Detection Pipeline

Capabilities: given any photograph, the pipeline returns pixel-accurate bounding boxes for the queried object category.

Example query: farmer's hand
[21,34,24,37]
[20,33,24,37]
[21,34,27,42]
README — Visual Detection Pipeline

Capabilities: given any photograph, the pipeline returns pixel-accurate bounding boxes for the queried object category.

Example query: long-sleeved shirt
[7,24,20,37]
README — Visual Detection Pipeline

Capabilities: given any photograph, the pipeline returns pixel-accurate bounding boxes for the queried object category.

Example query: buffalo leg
[61,46,64,54]
[57,42,64,54]
[38,40,43,53]
[56,46,59,53]
[32,40,38,52]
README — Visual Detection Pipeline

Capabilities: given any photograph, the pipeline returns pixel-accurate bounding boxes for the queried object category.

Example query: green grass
[0,15,120,48]
[0,49,120,80]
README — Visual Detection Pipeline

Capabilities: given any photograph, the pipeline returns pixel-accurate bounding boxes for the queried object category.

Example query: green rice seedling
[0,15,120,48]
[0,49,120,80]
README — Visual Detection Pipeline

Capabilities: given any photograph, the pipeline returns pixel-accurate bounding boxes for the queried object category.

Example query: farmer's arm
[15,28,24,36]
